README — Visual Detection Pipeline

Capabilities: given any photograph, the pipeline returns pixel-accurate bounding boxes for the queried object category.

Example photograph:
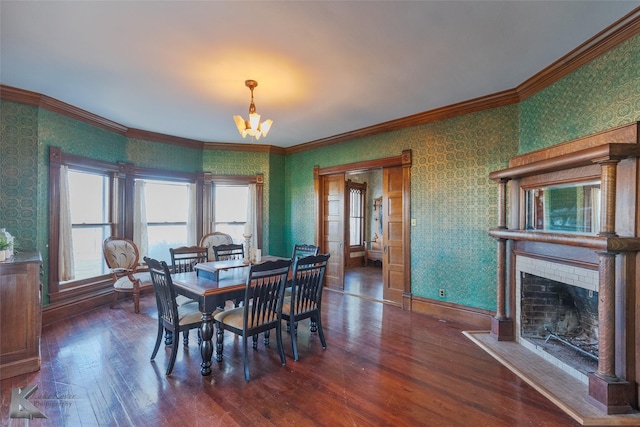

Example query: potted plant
[0,239,9,261]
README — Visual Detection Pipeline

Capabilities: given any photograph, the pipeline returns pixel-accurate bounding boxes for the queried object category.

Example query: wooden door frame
[314,150,412,309]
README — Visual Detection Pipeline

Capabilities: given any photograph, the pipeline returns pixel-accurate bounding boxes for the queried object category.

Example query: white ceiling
[1,1,638,148]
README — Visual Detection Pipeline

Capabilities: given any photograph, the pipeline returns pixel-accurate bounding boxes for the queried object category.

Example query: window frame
[48,148,263,304]
[346,180,366,250]
[202,174,263,251]
[48,147,126,302]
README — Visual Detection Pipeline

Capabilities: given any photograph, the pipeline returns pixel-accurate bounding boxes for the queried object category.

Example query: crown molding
[203,141,286,155]
[0,85,128,134]
[125,128,204,150]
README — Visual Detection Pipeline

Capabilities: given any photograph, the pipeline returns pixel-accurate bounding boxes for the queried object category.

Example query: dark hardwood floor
[1,288,580,426]
[344,265,383,301]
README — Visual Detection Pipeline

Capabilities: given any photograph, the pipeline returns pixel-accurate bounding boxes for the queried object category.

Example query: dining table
[171,256,286,376]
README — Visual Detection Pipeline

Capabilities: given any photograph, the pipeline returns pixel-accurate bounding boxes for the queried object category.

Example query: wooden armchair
[103,236,153,313]
[199,232,233,262]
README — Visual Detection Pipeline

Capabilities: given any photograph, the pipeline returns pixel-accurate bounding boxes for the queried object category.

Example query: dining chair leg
[243,337,250,381]
[133,289,141,314]
[151,319,163,360]
[316,316,327,349]
[263,330,270,346]
[276,325,286,365]
[166,335,179,375]
[110,290,119,309]
[252,334,259,349]
[291,325,300,361]
[183,331,189,347]
[164,329,173,345]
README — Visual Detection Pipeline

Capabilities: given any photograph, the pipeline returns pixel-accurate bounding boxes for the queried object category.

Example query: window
[143,179,191,263]
[347,181,366,247]
[214,184,248,243]
[66,170,111,281]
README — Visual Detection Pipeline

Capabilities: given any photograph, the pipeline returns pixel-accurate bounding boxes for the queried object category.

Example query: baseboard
[42,288,114,326]
[411,295,493,329]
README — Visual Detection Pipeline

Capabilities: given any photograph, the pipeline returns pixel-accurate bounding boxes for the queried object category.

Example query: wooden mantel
[488,122,640,415]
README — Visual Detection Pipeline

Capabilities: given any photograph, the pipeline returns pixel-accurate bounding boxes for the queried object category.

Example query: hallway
[343,265,383,302]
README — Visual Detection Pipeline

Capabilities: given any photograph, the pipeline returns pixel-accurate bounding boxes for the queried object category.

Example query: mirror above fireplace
[524,181,600,235]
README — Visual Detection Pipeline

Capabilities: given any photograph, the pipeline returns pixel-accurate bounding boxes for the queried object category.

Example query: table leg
[199,312,214,376]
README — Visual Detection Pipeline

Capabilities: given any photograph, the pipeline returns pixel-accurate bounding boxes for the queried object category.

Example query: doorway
[314,150,412,308]
[344,169,383,300]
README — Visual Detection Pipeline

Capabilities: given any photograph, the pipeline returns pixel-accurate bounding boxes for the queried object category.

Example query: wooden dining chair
[168,245,208,344]
[291,243,319,260]
[281,254,330,361]
[145,256,209,376]
[199,232,233,262]
[212,243,244,261]
[285,244,320,298]
[102,236,153,313]
[170,246,208,273]
[213,259,292,381]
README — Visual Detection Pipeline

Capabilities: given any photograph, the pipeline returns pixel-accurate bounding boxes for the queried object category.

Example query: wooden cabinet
[0,252,42,380]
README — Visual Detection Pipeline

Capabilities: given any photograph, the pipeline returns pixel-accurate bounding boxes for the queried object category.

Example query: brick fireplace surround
[487,123,640,418]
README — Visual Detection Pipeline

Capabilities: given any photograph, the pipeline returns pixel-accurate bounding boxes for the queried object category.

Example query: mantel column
[597,159,618,238]
[587,158,632,414]
[491,179,513,341]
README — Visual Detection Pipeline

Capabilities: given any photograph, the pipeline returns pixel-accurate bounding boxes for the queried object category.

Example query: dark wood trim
[411,295,493,329]
[48,147,62,296]
[42,288,118,326]
[132,165,198,182]
[125,128,204,150]
[317,155,403,176]
[490,143,640,181]
[204,141,286,155]
[489,229,640,252]
[208,175,259,185]
[401,149,412,308]
[506,122,639,169]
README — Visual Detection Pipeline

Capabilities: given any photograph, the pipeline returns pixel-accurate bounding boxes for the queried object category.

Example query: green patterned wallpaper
[520,33,640,153]
[0,101,39,253]
[286,106,519,310]
[202,149,286,257]
[1,32,637,311]
[127,138,202,172]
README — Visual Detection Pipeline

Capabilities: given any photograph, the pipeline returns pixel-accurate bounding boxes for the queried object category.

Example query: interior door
[382,166,404,303]
[323,174,345,289]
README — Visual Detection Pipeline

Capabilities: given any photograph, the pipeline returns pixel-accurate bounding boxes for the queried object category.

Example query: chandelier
[233,79,273,140]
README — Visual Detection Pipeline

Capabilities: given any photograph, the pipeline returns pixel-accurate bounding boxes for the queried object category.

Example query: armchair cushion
[113,271,152,290]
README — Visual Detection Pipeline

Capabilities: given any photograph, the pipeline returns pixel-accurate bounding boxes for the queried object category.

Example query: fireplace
[516,256,599,383]
[487,122,640,415]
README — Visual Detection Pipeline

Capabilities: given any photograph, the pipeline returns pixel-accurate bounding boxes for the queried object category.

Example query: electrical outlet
[439,289,445,298]
[411,218,417,226]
